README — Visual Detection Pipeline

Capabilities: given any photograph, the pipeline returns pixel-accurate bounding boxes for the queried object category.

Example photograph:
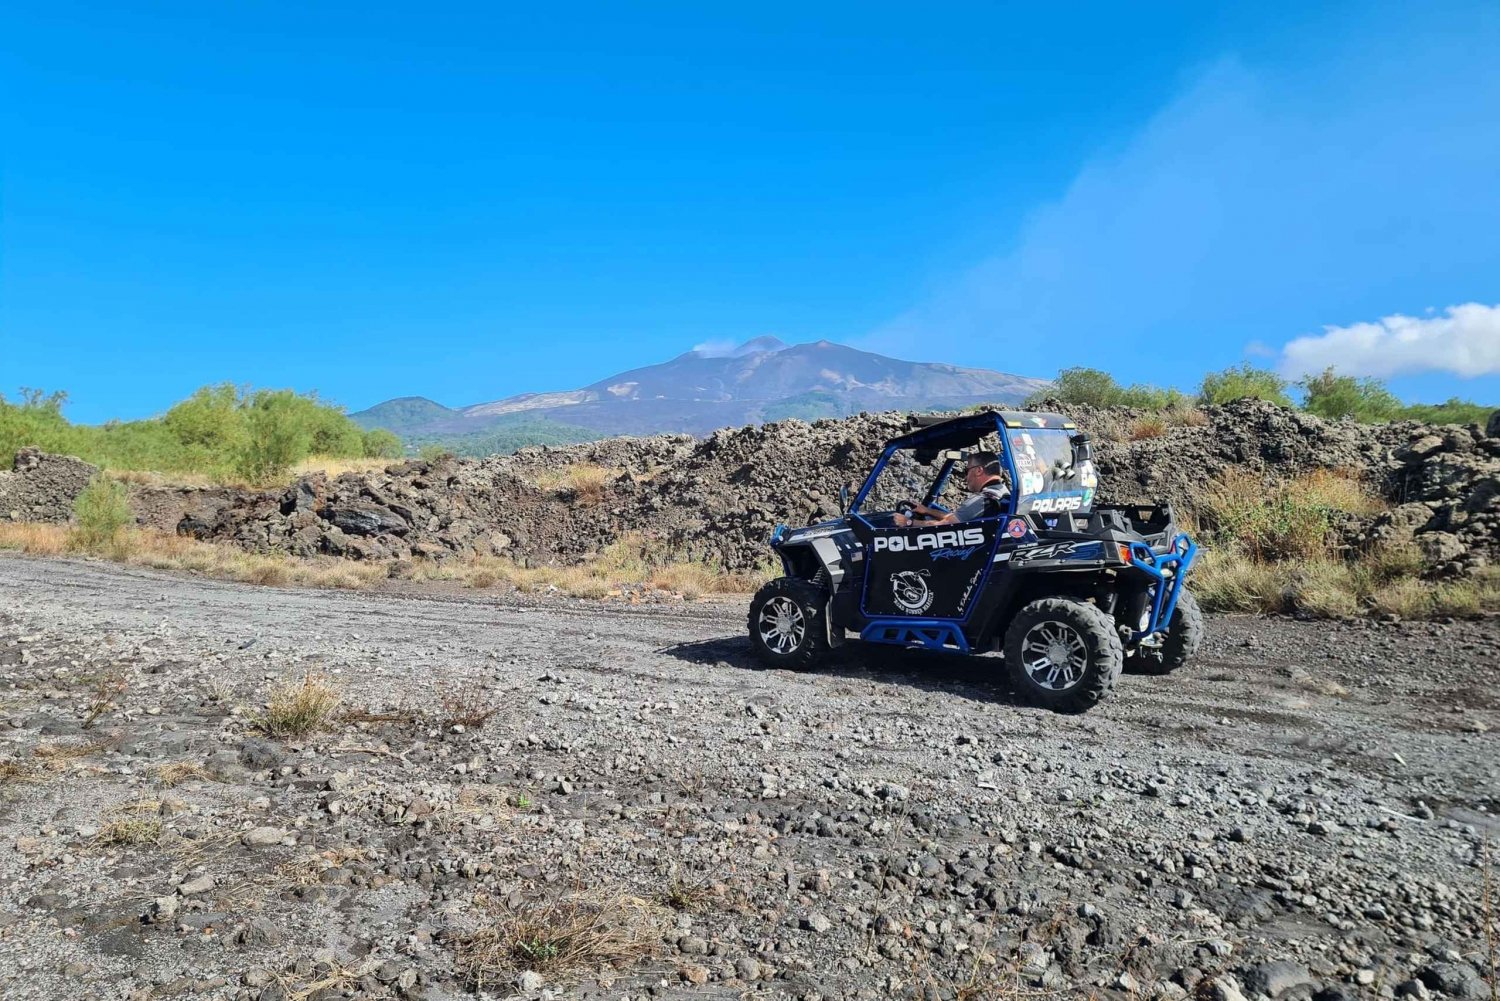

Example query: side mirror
[839,483,851,511]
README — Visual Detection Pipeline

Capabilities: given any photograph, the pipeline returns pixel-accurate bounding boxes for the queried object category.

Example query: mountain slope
[348,397,459,435]
[352,338,1047,450]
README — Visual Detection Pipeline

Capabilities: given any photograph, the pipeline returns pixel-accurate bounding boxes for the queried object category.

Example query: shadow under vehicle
[747,410,1202,713]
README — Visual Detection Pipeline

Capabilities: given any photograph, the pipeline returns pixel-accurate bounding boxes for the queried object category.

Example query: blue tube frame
[849,413,1023,521]
[1126,534,1198,643]
[860,619,971,653]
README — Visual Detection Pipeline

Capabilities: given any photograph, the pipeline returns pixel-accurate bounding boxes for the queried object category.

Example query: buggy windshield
[1006,426,1097,516]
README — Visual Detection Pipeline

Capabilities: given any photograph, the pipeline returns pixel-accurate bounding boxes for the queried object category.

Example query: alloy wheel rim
[1020,620,1088,690]
[758,596,806,655]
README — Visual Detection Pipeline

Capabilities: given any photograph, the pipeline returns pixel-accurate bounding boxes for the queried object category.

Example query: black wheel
[1003,598,1123,714]
[748,577,831,670]
[1126,589,1204,675]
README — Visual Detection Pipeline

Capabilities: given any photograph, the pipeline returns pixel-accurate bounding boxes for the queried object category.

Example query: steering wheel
[896,500,918,519]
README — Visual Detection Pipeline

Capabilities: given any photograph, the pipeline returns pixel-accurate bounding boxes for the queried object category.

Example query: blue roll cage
[847,411,1029,522]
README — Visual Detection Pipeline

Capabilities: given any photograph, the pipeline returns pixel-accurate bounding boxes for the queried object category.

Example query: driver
[896,451,1008,527]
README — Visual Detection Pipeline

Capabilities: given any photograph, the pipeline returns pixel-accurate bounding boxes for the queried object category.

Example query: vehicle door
[850,450,1001,621]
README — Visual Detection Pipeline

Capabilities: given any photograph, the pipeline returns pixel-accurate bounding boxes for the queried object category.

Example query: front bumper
[1126,533,1197,643]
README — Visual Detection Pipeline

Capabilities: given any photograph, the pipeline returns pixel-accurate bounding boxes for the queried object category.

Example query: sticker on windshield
[1026,495,1085,514]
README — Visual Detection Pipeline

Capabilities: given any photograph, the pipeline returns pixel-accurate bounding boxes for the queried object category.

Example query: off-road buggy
[747,410,1202,713]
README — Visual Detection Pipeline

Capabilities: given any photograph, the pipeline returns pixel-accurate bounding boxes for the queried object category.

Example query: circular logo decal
[890,569,934,614]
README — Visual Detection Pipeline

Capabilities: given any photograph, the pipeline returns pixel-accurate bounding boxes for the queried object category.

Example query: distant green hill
[403,415,601,457]
[759,390,854,423]
[348,396,459,435]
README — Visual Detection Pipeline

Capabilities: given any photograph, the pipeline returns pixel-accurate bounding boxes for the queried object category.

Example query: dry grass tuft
[340,704,423,726]
[454,892,661,989]
[0,522,68,555]
[1197,468,1383,562]
[1168,406,1211,427]
[111,455,396,490]
[155,761,214,787]
[466,567,500,589]
[1367,578,1426,618]
[95,815,165,848]
[1127,415,1169,440]
[439,684,504,731]
[1193,544,1500,621]
[126,531,389,590]
[407,533,774,601]
[1183,466,1476,621]
[0,521,388,591]
[82,667,130,729]
[33,737,113,764]
[108,468,221,489]
[659,876,715,913]
[254,670,343,739]
[291,456,396,480]
[275,846,371,888]
[0,518,768,604]
[0,759,41,784]
[535,463,615,506]
[271,962,365,1001]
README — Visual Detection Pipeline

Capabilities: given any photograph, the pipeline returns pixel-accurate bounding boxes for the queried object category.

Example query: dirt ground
[0,552,1495,1001]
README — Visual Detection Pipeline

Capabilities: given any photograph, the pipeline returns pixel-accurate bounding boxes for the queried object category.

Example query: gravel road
[1,553,1496,1001]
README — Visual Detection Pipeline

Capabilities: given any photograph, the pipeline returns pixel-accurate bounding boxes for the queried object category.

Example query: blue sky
[2,1,1497,423]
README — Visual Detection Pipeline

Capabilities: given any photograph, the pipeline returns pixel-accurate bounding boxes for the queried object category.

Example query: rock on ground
[0,553,1495,1000]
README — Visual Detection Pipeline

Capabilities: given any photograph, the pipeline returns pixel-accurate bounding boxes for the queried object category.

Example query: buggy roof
[889,410,1077,451]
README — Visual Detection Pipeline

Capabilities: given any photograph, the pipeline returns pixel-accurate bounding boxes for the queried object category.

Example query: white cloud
[1277,304,1500,379]
[690,339,739,358]
[856,17,1500,389]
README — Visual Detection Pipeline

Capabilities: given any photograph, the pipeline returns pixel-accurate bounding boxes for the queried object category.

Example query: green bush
[1196,468,1382,561]
[236,391,316,483]
[1199,364,1291,407]
[1027,364,1490,428]
[1026,367,1186,410]
[71,477,133,551]
[1297,368,1402,422]
[1297,371,1490,425]
[0,390,72,469]
[1397,397,1494,425]
[0,384,402,481]
[162,385,244,452]
[361,428,404,459]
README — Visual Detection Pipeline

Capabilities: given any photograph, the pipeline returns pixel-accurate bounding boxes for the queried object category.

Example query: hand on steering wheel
[896,500,918,519]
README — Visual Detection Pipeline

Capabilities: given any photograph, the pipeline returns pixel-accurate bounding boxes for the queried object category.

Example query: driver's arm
[893,498,945,527]
[903,507,957,527]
